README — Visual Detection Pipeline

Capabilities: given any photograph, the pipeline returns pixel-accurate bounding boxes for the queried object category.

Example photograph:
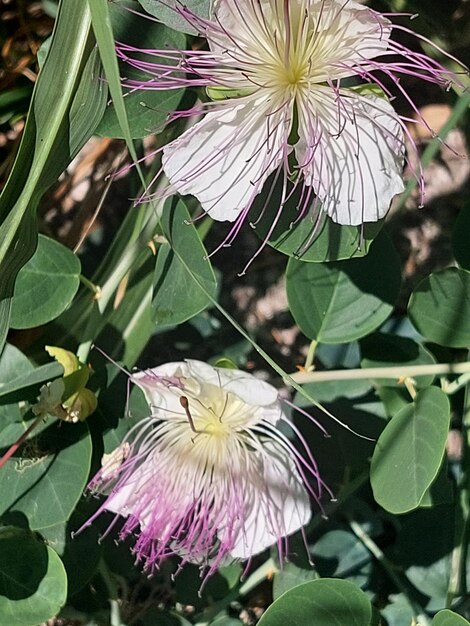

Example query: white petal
[295,88,405,224]
[228,441,311,559]
[132,361,283,426]
[162,96,291,222]
[185,360,280,408]
[103,462,152,520]
[309,0,392,73]
[132,362,188,416]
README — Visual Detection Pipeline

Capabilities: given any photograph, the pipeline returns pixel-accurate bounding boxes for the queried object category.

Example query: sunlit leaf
[258,578,371,626]
[10,236,81,329]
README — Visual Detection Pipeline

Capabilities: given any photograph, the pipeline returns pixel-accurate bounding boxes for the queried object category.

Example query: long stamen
[179,395,200,433]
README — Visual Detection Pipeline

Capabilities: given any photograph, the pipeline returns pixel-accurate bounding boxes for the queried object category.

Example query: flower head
[118,0,461,248]
[81,360,328,579]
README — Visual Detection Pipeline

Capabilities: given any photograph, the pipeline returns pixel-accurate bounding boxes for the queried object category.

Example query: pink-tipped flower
[82,360,329,579]
[118,0,462,239]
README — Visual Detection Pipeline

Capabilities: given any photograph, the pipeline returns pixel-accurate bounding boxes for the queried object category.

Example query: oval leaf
[0,526,67,626]
[371,386,450,514]
[408,268,470,348]
[433,610,470,626]
[286,232,401,343]
[10,235,81,329]
[152,198,217,326]
[0,422,92,530]
[258,578,371,626]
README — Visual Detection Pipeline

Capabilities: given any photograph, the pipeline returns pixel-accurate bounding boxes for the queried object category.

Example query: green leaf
[0,422,92,530]
[380,594,415,626]
[418,463,454,508]
[10,235,81,329]
[258,579,371,626]
[152,198,217,326]
[310,530,372,588]
[253,176,384,263]
[452,202,470,270]
[370,387,450,514]
[0,0,107,351]
[407,556,450,612]
[137,0,211,34]
[0,343,61,443]
[295,378,372,405]
[0,344,34,395]
[433,610,470,626]
[39,507,101,596]
[360,333,436,388]
[0,526,67,626]
[272,562,319,600]
[408,268,470,347]
[0,362,63,401]
[96,0,185,139]
[0,87,33,124]
[394,505,455,611]
[286,232,401,343]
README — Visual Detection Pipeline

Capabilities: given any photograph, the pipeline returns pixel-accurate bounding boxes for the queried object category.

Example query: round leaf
[258,578,371,626]
[10,235,81,329]
[0,422,92,530]
[286,232,401,343]
[371,387,450,514]
[0,526,67,626]
[433,610,470,626]
[408,268,470,348]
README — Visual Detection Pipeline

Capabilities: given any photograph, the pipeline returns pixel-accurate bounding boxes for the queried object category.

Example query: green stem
[290,362,470,385]
[98,558,125,626]
[447,351,470,606]
[79,274,101,297]
[304,340,318,372]
[445,372,470,395]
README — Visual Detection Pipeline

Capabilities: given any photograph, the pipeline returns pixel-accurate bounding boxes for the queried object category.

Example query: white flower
[118,0,458,234]
[82,360,328,578]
